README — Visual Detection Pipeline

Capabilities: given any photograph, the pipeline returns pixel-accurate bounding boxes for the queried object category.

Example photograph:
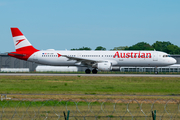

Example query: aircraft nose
[172,58,177,64]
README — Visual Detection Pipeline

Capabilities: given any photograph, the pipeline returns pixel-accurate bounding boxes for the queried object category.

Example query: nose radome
[172,58,177,64]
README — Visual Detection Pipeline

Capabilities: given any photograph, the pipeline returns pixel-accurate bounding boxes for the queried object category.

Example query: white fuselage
[9,28,177,73]
[28,50,176,67]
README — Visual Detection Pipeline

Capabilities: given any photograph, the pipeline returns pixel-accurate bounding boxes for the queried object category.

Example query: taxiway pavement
[0,73,180,77]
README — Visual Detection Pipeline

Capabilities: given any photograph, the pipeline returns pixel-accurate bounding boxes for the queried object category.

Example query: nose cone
[171,58,177,64]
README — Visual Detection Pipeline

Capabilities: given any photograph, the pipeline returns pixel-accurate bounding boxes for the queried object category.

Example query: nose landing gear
[155,66,158,74]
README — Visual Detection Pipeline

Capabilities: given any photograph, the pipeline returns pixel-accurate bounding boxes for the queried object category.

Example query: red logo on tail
[57,53,61,57]
[16,39,25,46]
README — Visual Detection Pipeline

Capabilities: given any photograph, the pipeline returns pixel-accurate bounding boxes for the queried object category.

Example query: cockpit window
[163,55,170,57]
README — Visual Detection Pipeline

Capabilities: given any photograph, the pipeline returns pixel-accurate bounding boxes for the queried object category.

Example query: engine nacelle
[97,62,112,71]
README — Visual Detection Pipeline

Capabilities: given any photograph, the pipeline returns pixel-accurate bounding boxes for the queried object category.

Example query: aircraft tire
[85,69,91,74]
[155,71,158,74]
[92,69,98,74]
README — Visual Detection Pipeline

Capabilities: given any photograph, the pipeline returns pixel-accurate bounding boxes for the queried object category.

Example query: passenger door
[153,52,158,61]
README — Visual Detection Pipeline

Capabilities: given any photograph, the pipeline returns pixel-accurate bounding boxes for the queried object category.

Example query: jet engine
[97,61,112,71]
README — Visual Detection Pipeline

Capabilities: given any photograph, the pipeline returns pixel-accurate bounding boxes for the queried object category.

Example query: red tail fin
[9,28,39,60]
[11,28,38,52]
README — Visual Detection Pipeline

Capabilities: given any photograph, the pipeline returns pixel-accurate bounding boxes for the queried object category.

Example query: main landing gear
[85,69,98,74]
[85,69,91,74]
[92,69,97,74]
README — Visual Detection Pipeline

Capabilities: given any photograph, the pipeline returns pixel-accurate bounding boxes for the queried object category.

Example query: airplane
[8,28,177,74]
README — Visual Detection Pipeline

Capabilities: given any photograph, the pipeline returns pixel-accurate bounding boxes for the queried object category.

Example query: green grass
[0,100,93,107]
[0,76,179,95]
[0,76,179,120]
[1,100,179,120]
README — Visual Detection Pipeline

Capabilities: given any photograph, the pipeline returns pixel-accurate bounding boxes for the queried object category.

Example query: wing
[61,55,104,65]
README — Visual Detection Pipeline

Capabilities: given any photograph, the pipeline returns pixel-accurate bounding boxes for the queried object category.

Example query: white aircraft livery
[8,28,177,74]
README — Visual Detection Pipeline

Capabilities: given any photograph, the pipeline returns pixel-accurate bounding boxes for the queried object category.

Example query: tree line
[71,41,180,55]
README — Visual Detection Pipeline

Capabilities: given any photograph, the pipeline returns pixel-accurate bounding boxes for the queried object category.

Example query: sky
[0,0,180,52]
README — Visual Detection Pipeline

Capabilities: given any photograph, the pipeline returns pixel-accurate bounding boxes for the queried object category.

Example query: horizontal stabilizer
[8,52,25,56]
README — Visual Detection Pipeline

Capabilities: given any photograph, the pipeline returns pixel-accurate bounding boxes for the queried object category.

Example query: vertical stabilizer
[9,28,39,61]
[11,28,38,52]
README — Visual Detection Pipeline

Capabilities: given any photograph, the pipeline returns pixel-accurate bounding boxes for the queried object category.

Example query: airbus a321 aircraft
[8,28,176,74]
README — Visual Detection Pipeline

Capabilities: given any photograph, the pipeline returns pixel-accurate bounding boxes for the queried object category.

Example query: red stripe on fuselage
[11,28,23,37]
[8,46,39,61]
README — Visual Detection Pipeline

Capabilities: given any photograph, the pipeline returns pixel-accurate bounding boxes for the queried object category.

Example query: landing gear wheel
[154,66,158,74]
[92,69,98,74]
[85,69,91,74]
[155,71,158,74]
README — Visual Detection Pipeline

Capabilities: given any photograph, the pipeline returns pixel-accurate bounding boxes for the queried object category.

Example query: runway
[0,73,180,77]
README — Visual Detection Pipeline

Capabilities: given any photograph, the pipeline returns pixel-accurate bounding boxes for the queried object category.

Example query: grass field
[0,75,180,119]
[1,99,179,120]
[0,76,179,95]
